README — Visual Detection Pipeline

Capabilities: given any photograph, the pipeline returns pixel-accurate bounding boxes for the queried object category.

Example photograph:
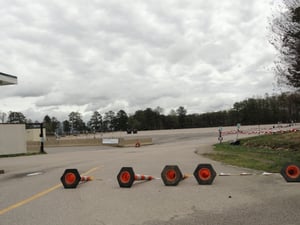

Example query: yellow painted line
[0,166,99,216]
[0,183,62,215]
[81,166,99,176]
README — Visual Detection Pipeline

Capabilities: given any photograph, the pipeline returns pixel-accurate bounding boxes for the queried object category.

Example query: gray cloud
[0,0,277,122]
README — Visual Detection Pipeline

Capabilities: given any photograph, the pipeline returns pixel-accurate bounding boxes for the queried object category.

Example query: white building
[0,72,26,155]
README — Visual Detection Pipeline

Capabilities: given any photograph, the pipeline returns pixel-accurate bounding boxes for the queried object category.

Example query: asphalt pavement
[0,125,299,225]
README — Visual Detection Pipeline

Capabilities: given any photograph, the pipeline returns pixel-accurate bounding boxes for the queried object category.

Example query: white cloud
[0,0,278,122]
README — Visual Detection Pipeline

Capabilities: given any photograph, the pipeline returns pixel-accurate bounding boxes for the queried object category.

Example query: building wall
[0,124,26,155]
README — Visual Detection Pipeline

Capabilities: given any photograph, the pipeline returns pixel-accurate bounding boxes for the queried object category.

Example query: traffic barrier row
[222,128,299,136]
[60,163,300,189]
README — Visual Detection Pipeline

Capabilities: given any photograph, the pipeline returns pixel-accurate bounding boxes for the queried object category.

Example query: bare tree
[270,0,300,88]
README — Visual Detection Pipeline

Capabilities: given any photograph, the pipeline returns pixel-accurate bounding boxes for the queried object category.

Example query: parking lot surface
[0,126,299,225]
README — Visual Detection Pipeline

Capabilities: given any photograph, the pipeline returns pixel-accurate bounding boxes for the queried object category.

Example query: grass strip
[204,132,300,172]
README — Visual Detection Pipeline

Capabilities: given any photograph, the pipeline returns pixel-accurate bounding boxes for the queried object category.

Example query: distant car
[126,128,138,134]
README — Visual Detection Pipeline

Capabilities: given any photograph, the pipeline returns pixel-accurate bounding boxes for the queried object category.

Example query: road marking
[26,172,43,177]
[81,167,99,176]
[0,166,99,216]
[0,183,62,215]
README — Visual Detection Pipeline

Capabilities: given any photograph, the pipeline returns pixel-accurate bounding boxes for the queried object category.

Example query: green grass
[203,132,300,172]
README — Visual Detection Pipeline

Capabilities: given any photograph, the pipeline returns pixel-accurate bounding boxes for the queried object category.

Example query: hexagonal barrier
[135,141,141,147]
[117,167,135,188]
[193,164,216,185]
[117,167,155,188]
[60,169,93,189]
[60,169,82,189]
[280,163,300,182]
[161,165,186,186]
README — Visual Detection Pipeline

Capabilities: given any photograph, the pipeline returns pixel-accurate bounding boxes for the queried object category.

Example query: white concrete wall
[0,124,26,155]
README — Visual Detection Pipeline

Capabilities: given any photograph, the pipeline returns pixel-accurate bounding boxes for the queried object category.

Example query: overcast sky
[1,0,282,122]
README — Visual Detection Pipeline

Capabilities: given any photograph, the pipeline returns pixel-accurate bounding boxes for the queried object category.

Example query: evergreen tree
[88,111,102,132]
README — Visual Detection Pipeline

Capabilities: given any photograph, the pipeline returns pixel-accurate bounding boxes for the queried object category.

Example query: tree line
[1,92,299,135]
